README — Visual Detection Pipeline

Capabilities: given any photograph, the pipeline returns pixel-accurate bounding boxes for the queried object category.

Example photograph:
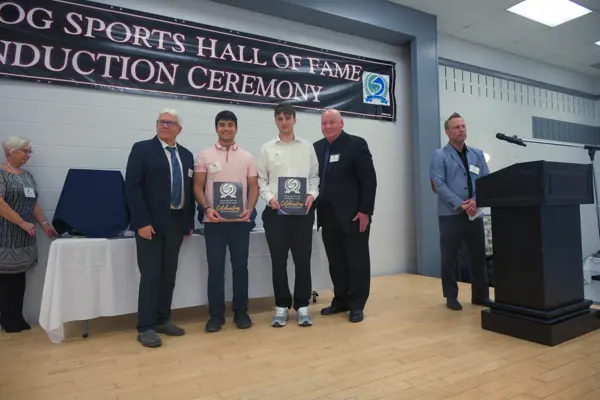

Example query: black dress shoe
[205,316,225,333]
[471,298,491,307]
[155,322,185,336]
[20,317,31,331]
[320,306,349,315]
[234,312,252,329]
[0,317,22,333]
[349,309,364,323]
[137,330,162,348]
[446,298,462,310]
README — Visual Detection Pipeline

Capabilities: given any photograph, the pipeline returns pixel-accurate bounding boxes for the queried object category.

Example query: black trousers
[262,206,314,310]
[319,203,371,311]
[204,222,251,317]
[438,214,489,300]
[135,210,185,333]
[0,272,26,332]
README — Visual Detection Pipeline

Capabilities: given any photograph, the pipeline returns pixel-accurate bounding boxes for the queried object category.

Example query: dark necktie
[321,145,330,193]
[167,146,182,208]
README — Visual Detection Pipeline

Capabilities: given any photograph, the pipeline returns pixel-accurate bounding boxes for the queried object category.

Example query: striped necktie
[166,146,182,208]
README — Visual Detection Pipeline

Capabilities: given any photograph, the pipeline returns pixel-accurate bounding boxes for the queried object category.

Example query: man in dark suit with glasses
[125,108,195,347]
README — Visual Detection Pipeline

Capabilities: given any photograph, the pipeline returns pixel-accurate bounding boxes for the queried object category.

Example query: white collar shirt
[256,135,320,205]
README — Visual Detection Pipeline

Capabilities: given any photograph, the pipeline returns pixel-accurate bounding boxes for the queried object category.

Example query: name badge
[329,154,340,163]
[469,165,480,175]
[208,162,221,173]
[188,168,193,178]
[24,187,35,198]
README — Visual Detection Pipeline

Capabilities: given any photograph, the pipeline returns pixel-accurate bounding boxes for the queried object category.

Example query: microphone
[496,133,526,147]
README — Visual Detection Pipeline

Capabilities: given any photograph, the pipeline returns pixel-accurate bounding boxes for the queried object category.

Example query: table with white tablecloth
[39,228,332,343]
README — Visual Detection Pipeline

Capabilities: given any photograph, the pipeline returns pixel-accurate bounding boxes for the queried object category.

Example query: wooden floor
[2,274,600,400]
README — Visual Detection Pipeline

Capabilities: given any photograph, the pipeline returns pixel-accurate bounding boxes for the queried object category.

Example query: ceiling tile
[467,9,549,43]
[390,0,491,27]
[452,27,515,48]
[547,12,600,43]
[436,20,468,37]
[487,0,530,11]
[573,0,600,12]
[388,0,600,79]
[501,39,563,61]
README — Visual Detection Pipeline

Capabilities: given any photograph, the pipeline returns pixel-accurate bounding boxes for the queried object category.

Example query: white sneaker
[271,307,289,327]
[297,306,312,326]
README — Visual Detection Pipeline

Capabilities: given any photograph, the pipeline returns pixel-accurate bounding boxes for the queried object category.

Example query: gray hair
[158,108,182,125]
[2,136,31,157]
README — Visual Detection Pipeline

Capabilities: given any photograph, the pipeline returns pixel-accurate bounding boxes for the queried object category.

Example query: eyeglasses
[157,119,179,128]
[18,148,33,154]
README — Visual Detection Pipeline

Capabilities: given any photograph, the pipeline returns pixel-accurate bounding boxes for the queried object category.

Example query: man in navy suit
[125,108,195,347]
[429,112,491,311]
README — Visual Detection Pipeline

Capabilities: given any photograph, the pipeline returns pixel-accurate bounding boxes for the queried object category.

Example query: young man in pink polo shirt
[193,111,259,332]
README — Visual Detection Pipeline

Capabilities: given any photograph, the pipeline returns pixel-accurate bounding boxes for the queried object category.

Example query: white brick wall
[0,0,413,323]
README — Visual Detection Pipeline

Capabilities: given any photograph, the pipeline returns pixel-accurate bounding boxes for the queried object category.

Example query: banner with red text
[0,0,397,121]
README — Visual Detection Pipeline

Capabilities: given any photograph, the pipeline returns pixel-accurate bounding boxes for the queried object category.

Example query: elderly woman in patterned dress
[0,136,56,333]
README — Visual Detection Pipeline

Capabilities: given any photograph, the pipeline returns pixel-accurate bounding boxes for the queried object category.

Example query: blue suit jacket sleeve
[125,142,151,230]
[480,155,490,177]
[429,151,464,211]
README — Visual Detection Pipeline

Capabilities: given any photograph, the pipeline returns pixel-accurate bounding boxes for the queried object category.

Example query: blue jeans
[204,222,251,317]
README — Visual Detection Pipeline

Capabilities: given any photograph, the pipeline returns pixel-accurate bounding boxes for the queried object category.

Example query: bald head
[321,108,344,142]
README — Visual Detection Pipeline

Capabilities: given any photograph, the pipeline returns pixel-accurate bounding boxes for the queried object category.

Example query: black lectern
[477,160,600,346]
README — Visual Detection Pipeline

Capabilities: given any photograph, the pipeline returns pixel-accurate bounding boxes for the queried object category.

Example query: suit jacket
[429,142,490,216]
[125,135,195,234]
[314,131,377,233]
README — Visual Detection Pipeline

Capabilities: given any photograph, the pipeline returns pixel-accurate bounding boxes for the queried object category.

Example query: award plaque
[213,182,243,219]
[277,177,307,215]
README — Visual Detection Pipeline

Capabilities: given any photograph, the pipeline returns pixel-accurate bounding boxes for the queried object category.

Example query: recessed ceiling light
[596,40,600,46]
[507,0,592,27]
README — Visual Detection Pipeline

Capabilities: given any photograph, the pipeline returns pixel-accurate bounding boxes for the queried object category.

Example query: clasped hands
[461,199,477,216]
[19,220,57,238]
[205,207,252,223]
[268,194,315,213]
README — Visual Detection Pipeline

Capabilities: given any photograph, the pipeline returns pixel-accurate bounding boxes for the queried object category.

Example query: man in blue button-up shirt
[429,113,491,311]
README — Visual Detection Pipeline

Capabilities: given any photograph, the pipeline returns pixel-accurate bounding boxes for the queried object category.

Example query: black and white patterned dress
[0,168,38,274]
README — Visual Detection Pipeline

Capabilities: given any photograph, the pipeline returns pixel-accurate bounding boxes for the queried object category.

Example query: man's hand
[353,212,369,232]
[305,195,314,213]
[461,199,477,216]
[138,225,155,240]
[239,209,251,222]
[269,198,280,209]
[206,208,223,222]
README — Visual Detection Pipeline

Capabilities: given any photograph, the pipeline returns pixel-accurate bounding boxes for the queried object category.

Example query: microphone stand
[496,133,600,260]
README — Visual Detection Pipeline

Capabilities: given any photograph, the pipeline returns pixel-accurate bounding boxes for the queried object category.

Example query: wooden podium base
[481,308,600,346]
